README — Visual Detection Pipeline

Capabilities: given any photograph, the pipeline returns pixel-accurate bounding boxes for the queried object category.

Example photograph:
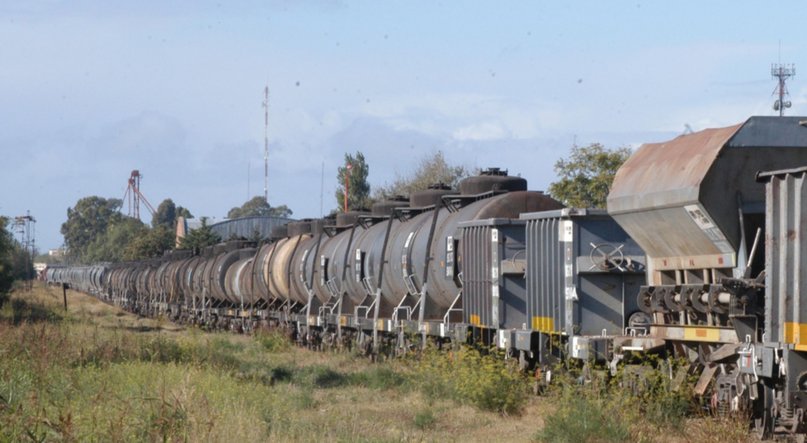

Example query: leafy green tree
[373,150,470,199]
[227,196,293,219]
[335,151,371,212]
[123,225,175,260]
[0,217,18,295]
[178,217,221,251]
[152,198,177,228]
[548,143,631,208]
[60,196,123,263]
[84,216,147,263]
[176,206,193,219]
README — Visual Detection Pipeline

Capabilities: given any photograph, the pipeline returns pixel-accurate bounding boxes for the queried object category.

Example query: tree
[60,196,123,263]
[178,217,221,251]
[335,151,371,212]
[373,150,471,199]
[227,196,293,219]
[0,217,18,296]
[83,216,147,263]
[176,206,193,219]
[548,143,631,208]
[152,198,177,228]
[123,225,175,260]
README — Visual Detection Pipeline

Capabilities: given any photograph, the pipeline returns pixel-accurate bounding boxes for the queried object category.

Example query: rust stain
[609,124,742,205]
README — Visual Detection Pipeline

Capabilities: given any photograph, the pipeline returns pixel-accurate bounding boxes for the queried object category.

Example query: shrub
[349,366,407,390]
[410,346,529,415]
[255,330,291,353]
[413,408,436,430]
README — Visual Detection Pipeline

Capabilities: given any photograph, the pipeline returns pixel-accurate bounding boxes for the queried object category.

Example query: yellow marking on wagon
[683,327,720,342]
[531,316,554,333]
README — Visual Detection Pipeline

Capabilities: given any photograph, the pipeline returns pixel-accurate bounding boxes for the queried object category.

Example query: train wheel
[518,350,531,372]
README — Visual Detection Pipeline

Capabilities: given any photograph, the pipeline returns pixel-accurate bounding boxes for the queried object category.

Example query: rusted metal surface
[607,125,741,270]
[608,117,807,278]
[609,125,741,208]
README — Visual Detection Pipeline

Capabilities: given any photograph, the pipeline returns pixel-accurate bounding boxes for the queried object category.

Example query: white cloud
[452,122,509,141]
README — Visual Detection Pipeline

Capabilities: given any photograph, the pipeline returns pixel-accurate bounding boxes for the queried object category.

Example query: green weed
[255,329,291,352]
[413,408,436,430]
[410,346,529,415]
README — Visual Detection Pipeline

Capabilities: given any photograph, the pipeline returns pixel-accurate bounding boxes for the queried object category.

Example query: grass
[0,282,754,442]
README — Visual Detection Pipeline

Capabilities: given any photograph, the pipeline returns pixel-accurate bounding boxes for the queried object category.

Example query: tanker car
[47,116,807,438]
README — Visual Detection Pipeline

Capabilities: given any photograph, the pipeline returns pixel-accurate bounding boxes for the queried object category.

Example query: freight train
[47,116,807,438]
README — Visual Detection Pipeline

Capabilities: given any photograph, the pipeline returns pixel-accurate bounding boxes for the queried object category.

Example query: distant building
[48,248,66,257]
[175,215,293,247]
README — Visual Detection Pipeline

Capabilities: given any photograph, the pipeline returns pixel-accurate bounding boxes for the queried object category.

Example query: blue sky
[2,1,806,250]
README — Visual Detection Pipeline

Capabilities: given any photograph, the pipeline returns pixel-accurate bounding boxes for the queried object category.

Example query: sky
[2,1,807,251]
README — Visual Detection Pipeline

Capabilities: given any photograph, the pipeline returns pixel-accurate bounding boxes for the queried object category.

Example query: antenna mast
[320,161,324,217]
[263,85,269,203]
[13,211,36,285]
[771,63,795,116]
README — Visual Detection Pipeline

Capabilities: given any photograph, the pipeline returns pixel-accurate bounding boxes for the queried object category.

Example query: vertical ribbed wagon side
[521,209,646,339]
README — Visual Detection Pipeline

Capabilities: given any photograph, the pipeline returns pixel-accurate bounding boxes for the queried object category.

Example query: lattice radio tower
[262,85,269,204]
[772,63,795,116]
[13,211,36,282]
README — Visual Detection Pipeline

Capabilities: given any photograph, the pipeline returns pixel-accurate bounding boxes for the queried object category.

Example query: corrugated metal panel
[760,168,807,347]
[461,225,492,327]
[525,215,564,334]
[459,219,527,330]
[210,216,294,241]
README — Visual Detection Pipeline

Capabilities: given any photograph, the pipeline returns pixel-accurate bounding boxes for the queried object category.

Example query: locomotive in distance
[48,116,807,438]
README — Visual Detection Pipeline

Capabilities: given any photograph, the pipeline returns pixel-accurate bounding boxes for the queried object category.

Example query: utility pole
[344,163,352,212]
[771,63,795,116]
[263,86,269,204]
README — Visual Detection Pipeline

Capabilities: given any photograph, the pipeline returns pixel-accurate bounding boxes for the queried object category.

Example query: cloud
[452,122,509,141]
[93,111,186,158]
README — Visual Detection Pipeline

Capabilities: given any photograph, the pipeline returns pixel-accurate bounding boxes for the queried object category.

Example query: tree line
[60,193,298,265]
[334,144,629,212]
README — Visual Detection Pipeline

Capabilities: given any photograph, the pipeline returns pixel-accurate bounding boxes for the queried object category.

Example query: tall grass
[1,286,508,441]
[0,285,753,441]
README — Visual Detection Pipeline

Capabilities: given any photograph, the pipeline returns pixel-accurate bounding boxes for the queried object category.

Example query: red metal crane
[121,170,156,220]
